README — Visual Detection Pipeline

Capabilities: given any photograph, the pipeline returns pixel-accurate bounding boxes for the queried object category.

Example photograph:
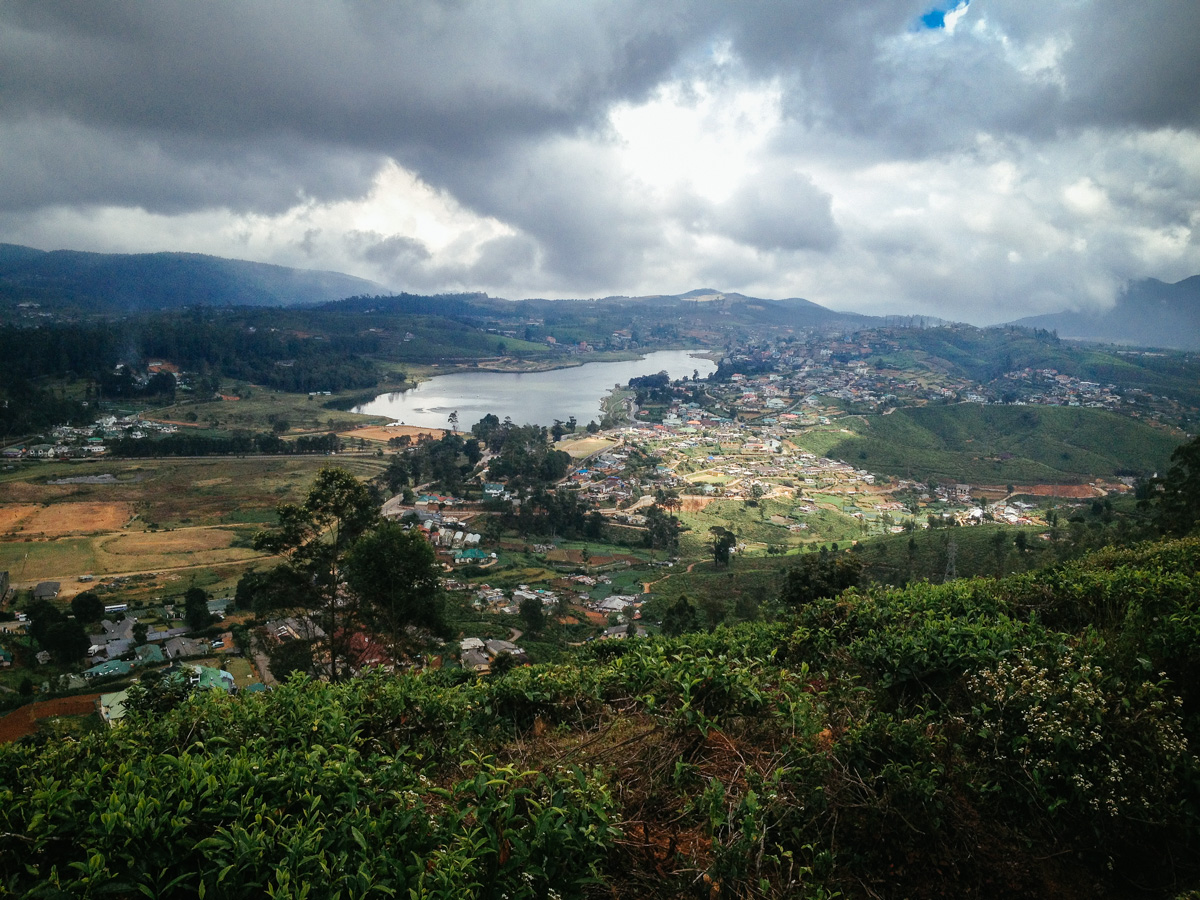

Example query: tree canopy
[70,591,104,623]
[254,466,450,677]
[345,519,446,639]
[1155,433,1200,536]
[780,551,864,607]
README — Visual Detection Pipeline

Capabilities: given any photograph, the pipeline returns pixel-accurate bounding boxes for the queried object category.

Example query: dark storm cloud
[0,1,689,156]
[0,116,380,214]
[3,1,1195,205]
[1056,0,1200,130]
[708,0,1200,153]
[348,232,432,269]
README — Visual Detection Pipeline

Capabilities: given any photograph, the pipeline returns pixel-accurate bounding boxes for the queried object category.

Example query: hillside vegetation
[2,538,1198,898]
[821,404,1179,483]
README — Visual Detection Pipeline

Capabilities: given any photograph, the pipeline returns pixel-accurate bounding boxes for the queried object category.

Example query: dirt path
[250,640,278,688]
[639,559,700,592]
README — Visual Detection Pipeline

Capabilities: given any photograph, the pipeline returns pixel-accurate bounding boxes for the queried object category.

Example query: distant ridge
[1009,275,1200,351]
[0,243,386,311]
[651,289,881,330]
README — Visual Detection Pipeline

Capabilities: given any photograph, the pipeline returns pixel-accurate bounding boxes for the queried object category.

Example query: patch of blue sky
[918,1,969,31]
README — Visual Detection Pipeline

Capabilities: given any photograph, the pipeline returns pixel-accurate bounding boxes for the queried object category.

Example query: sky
[1,1,1198,325]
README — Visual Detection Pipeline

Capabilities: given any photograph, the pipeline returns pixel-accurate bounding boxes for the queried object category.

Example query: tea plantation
[2,539,1199,898]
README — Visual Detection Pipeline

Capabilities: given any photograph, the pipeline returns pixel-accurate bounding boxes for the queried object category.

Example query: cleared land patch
[21,502,134,536]
[0,505,38,532]
[557,436,617,459]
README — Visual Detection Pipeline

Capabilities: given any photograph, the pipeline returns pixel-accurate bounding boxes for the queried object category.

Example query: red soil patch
[0,693,104,744]
[680,495,717,512]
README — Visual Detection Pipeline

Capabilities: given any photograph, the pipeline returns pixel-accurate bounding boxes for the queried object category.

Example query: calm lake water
[354,350,716,429]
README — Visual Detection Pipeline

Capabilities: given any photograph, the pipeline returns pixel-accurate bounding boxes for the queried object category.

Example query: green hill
[3,538,1199,898]
[818,404,1181,484]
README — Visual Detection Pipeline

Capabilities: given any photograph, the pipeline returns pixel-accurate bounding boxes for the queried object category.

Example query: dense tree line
[109,431,341,457]
[0,378,90,437]
[0,313,380,395]
[626,370,674,405]
[491,487,605,541]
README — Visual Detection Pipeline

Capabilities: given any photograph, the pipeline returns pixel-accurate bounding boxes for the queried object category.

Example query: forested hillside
[0,244,383,310]
[2,539,1198,898]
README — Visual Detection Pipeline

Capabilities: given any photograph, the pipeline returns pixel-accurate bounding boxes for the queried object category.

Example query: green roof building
[85,659,133,679]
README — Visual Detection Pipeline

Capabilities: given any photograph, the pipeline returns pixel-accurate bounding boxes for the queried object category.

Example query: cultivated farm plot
[1,456,386,591]
[0,694,103,745]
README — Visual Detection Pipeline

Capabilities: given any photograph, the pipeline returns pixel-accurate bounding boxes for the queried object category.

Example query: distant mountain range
[0,243,385,310]
[1009,276,1200,351]
[3,241,1195,351]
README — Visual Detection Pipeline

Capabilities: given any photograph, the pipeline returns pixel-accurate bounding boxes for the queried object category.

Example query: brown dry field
[0,504,38,532]
[0,694,103,744]
[98,528,236,556]
[341,424,451,443]
[0,456,386,529]
[679,495,718,513]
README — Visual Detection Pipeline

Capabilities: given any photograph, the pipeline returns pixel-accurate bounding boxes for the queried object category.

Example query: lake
[354,349,716,429]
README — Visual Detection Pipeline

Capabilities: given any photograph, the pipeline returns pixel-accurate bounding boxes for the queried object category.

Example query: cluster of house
[590,594,649,639]
[83,608,237,678]
[381,500,497,568]
[998,368,1126,409]
[2,415,180,460]
[566,449,640,505]
[262,616,400,678]
[458,637,526,673]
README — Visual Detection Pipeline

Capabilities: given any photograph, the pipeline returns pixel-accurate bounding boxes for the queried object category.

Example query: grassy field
[557,435,618,459]
[678,496,863,555]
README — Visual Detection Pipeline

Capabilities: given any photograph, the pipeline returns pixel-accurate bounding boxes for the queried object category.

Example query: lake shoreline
[355,349,718,429]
